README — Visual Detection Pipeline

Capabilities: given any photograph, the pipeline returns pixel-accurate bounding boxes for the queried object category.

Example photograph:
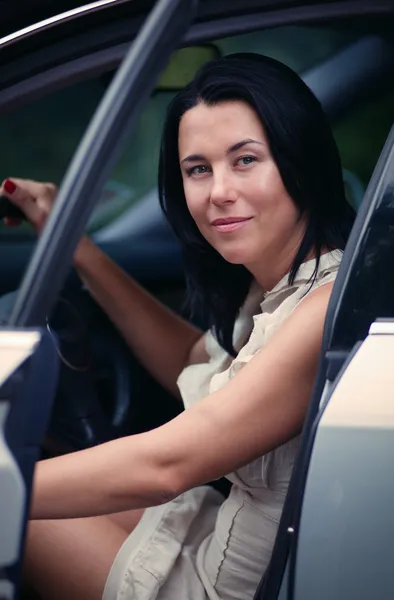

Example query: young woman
[2,53,355,600]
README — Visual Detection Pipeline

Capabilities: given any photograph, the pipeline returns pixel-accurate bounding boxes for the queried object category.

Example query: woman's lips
[211,217,252,233]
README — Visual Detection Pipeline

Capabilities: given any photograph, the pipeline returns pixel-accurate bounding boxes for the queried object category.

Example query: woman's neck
[246,240,331,293]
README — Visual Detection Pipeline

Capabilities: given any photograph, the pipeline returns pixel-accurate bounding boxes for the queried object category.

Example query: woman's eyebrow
[227,139,265,153]
[180,153,205,165]
[180,139,265,165]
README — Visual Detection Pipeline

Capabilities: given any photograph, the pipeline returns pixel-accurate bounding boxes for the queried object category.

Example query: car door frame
[0,0,199,597]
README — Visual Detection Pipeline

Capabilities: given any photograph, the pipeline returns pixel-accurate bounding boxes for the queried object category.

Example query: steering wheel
[0,289,133,453]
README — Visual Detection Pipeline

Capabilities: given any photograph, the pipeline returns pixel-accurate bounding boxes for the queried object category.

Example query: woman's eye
[187,165,210,177]
[237,156,257,167]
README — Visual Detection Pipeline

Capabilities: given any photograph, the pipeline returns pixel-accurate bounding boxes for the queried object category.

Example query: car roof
[0,0,382,38]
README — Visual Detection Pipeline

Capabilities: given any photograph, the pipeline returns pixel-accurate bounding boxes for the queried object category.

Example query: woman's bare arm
[74,237,207,397]
[30,283,332,520]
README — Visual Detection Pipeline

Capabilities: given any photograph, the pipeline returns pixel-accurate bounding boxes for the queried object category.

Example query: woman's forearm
[30,432,178,520]
[73,237,202,397]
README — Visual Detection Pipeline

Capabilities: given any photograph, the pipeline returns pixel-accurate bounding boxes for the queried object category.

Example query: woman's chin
[211,237,260,266]
[217,248,250,265]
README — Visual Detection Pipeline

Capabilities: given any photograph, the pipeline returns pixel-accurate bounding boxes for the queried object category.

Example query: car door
[291,125,394,600]
[0,0,198,597]
[256,125,394,600]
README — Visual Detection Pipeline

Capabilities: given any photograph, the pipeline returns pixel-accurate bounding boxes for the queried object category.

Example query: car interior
[0,1,393,598]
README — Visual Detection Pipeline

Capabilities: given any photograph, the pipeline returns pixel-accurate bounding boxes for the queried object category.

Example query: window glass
[0,78,105,237]
[215,26,358,73]
[333,88,394,188]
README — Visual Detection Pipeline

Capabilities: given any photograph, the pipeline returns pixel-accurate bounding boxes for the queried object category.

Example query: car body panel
[295,326,394,600]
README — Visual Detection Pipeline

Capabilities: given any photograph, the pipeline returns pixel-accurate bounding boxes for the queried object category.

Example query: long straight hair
[159,53,355,355]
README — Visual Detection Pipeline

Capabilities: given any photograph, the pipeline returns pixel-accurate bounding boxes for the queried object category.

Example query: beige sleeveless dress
[103,250,341,600]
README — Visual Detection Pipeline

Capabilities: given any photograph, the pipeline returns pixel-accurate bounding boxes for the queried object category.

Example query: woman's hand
[0,176,94,264]
[1,177,57,234]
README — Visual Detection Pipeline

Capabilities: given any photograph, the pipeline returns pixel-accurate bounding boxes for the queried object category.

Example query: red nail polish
[4,179,16,194]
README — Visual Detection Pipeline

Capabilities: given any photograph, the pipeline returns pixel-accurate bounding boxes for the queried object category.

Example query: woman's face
[178,100,306,281]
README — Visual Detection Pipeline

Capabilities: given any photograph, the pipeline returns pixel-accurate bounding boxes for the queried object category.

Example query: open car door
[257,124,394,600]
[0,0,197,597]
[292,125,394,600]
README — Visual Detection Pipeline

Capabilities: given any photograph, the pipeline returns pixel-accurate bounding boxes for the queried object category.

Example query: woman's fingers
[7,178,57,202]
[1,178,45,230]
[1,178,57,233]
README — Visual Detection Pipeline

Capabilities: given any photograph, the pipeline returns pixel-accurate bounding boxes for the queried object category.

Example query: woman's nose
[209,170,237,206]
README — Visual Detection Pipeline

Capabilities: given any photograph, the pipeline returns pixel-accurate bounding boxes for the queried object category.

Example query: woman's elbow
[159,464,189,503]
[143,464,186,507]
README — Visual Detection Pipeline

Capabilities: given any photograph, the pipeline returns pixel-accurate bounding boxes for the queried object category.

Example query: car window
[333,87,394,191]
[0,76,174,237]
[0,24,391,238]
[214,26,358,72]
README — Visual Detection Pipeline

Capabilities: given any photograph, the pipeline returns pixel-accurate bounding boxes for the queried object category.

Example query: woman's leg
[24,515,130,600]
[107,508,145,533]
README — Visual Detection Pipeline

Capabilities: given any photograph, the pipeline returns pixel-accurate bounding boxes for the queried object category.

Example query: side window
[333,87,394,207]
[0,78,106,237]
[0,78,175,237]
[214,26,359,72]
